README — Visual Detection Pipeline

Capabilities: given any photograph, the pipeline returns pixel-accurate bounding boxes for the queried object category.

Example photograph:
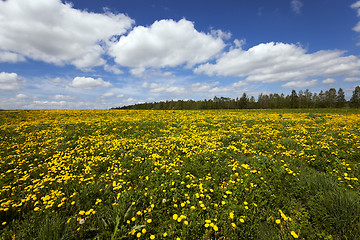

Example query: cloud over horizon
[109,19,226,76]
[194,42,360,83]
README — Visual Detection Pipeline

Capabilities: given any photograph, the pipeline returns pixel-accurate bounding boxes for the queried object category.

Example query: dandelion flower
[173,214,178,220]
[276,219,281,224]
[290,231,299,238]
[213,225,219,231]
[150,235,155,239]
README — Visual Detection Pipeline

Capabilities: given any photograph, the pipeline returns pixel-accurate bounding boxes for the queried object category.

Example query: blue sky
[1,0,360,109]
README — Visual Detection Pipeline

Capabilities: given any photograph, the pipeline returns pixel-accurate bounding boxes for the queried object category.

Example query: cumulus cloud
[104,64,123,74]
[0,51,26,63]
[195,42,360,85]
[351,1,360,45]
[281,79,317,88]
[50,94,75,100]
[210,29,232,40]
[102,92,115,98]
[0,0,134,68]
[291,0,304,15]
[322,78,336,84]
[142,82,186,94]
[108,19,226,74]
[191,82,220,92]
[344,77,360,82]
[70,77,112,89]
[16,93,28,99]
[0,72,23,91]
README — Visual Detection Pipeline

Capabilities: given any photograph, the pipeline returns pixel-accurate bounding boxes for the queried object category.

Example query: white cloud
[0,72,23,91]
[0,0,134,69]
[351,1,360,45]
[0,51,26,63]
[142,82,186,94]
[344,77,360,82]
[195,42,360,85]
[70,77,112,89]
[233,80,248,87]
[108,19,225,73]
[281,79,317,89]
[291,0,303,15]
[191,82,220,92]
[210,29,232,40]
[104,64,123,74]
[102,92,115,98]
[50,94,75,100]
[322,78,336,84]
[16,93,28,99]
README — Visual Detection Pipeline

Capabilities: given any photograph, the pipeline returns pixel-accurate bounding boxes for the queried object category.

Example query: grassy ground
[0,109,359,239]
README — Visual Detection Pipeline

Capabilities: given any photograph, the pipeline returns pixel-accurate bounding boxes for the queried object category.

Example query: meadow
[0,109,359,240]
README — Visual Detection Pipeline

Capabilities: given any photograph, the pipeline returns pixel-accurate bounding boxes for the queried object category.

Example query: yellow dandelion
[290,231,299,238]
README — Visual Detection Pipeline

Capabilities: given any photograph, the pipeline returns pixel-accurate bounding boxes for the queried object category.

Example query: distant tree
[303,89,313,108]
[350,86,360,108]
[290,90,299,108]
[298,90,305,108]
[258,93,269,109]
[325,88,337,108]
[248,96,256,109]
[239,93,249,109]
[317,90,327,108]
[336,88,346,108]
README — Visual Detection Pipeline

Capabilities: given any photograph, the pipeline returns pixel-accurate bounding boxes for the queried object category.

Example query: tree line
[113,86,360,110]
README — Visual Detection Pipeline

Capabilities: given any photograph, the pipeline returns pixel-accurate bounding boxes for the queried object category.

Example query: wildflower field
[1,109,360,240]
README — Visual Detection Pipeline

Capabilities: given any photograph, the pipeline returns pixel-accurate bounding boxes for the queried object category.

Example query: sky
[1,0,360,109]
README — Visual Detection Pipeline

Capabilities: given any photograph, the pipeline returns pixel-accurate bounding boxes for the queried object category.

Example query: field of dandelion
[0,109,360,239]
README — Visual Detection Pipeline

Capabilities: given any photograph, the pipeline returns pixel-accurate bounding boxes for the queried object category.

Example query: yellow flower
[2,222,6,225]
[240,218,245,223]
[184,220,189,225]
[229,212,234,219]
[276,219,281,224]
[137,232,141,238]
[150,235,155,239]
[163,232,168,237]
[290,231,299,238]
[173,214,178,220]
[147,219,152,223]
[79,210,85,215]
[142,228,146,234]
[213,225,219,231]
[231,223,236,228]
